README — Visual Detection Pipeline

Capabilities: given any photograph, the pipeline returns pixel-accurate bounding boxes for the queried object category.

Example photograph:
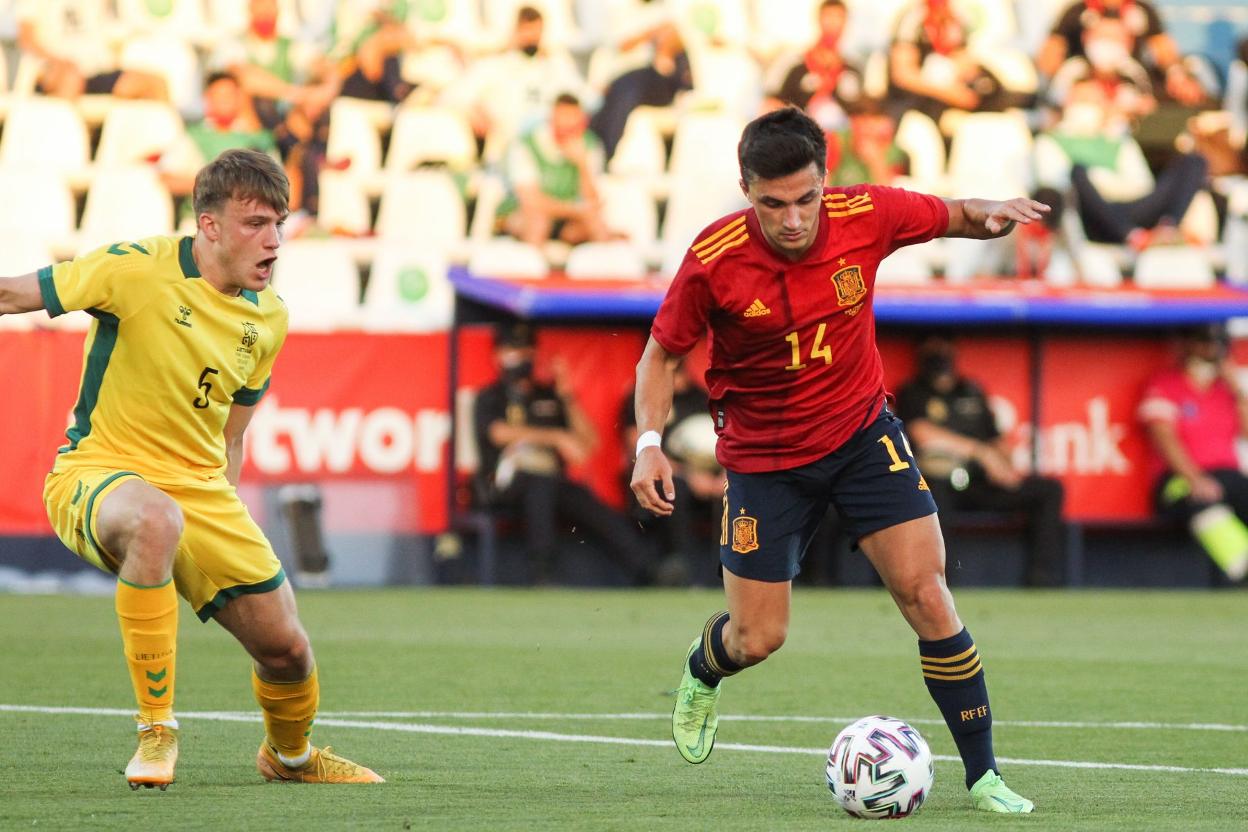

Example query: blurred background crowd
[0,0,1245,336]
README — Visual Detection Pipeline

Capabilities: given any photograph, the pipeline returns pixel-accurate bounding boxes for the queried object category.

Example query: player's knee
[732,623,787,666]
[125,495,184,559]
[257,632,314,679]
[898,576,954,625]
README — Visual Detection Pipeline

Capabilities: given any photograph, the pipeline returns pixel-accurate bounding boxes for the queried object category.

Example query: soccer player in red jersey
[631,107,1048,813]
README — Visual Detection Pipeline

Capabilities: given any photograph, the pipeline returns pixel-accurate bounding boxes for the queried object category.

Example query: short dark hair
[738,106,826,183]
[517,5,543,23]
[204,70,238,88]
[820,0,846,9]
[193,148,289,218]
[554,92,581,108]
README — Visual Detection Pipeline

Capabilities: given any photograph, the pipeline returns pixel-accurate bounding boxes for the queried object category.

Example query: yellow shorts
[44,466,285,622]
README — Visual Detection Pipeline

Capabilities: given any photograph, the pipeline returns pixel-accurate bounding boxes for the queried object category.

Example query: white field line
[2,704,1246,777]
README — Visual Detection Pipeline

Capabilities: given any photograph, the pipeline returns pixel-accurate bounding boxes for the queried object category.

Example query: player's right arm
[631,335,681,516]
[0,272,44,315]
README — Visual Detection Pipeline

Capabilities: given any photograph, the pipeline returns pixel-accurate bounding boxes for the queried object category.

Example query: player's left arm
[941,198,1050,240]
[223,403,258,487]
[0,272,44,315]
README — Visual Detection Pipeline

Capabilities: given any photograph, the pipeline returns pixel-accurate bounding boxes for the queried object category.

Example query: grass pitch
[0,588,1244,831]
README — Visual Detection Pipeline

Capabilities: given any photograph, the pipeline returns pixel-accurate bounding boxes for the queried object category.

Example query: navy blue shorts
[719,410,937,582]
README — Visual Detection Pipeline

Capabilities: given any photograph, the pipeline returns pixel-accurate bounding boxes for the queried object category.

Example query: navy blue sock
[919,627,998,789]
[688,611,743,687]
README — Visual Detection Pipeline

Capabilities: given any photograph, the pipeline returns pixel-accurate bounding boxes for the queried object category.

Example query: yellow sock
[253,665,319,758]
[115,578,177,724]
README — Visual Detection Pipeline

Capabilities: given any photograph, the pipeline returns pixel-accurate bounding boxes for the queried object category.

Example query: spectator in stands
[159,72,282,205]
[589,17,692,161]
[1138,324,1248,582]
[896,335,1067,587]
[772,0,864,134]
[887,0,1027,124]
[498,94,619,246]
[440,5,591,161]
[473,323,656,585]
[825,98,908,186]
[17,0,166,101]
[1034,80,1208,250]
[211,0,341,214]
[619,361,725,586]
[1046,16,1156,120]
[335,2,417,104]
[1037,0,1207,107]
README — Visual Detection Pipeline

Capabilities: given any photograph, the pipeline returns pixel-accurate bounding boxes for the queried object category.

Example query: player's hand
[1189,474,1224,504]
[631,447,676,516]
[984,198,1051,235]
[555,433,589,467]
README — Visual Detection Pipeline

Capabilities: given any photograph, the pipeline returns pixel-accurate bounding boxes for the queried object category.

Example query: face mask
[1061,102,1104,135]
[520,44,539,58]
[1085,39,1128,71]
[250,16,277,39]
[1186,357,1218,386]
[920,353,953,383]
[502,359,533,383]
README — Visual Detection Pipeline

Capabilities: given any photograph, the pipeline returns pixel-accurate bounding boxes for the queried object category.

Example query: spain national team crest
[732,514,760,554]
[831,264,866,307]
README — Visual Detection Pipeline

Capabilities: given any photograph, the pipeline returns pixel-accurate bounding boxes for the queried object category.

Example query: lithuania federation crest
[831,264,866,307]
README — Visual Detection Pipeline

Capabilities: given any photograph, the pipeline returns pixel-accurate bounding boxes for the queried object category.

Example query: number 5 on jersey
[193,366,219,409]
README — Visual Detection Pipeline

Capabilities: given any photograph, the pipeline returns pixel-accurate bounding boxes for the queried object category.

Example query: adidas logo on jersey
[743,299,771,318]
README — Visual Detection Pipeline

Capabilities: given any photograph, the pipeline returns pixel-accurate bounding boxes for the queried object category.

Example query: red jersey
[651,185,948,472]
[1137,368,1242,480]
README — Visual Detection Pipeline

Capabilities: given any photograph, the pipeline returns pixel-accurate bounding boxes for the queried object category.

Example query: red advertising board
[0,328,1205,536]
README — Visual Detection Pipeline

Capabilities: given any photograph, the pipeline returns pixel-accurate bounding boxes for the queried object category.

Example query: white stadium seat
[0,99,91,181]
[565,241,649,280]
[120,36,204,119]
[0,167,77,245]
[316,171,372,237]
[361,246,455,332]
[385,106,477,173]
[78,166,176,254]
[326,98,386,194]
[94,101,188,167]
[1132,246,1216,290]
[374,171,468,253]
[468,238,549,279]
[875,245,934,286]
[271,239,361,331]
[598,175,659,252]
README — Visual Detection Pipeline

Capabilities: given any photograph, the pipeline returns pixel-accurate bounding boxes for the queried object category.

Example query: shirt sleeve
[871,185,949,256]
[1138,377,1179,424]
[37,242,161,320]
[651,253,712,356]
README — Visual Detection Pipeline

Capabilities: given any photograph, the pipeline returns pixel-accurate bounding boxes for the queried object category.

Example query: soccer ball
[825,715,934,819]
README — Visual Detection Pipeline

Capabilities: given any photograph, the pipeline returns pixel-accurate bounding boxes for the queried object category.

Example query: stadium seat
[894,110,947,195]
[1132,246,1216,290]
[1014,0,1067,56]
[94,101,188,167]
[673,0,749,50]
[385,106,476,173]
[607,108,668,185]
[750,0,820,60]
[374,171,468,254]
[659,175,749,278]
[207,0,302,39]
[1043,245,1124,288]
[468,238,549,279]
[687,46,763,121]
[361,245,455,332]
[0,167,78,247]
[0,235,54,331]
[326,98,386,195]
[565,241,649,280]
[668,111,745,184]
[119,36,204,119]
[271,239,362,331]
[598,175,659,254]
[316,171,372,237]
[0,98,91,185]
[875,245,934,286]
[946,111,1034,200]
[77,166,176,254]
[117,0,209,41]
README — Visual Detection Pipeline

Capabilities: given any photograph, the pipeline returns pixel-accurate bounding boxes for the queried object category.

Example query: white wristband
[635,430,662,456]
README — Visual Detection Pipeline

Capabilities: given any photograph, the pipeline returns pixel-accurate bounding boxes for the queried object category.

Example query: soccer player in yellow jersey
[0,149,382,789]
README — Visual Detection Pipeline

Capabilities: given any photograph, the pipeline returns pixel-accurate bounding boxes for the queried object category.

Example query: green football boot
[969,770,1035,813]
[672,637,722,764]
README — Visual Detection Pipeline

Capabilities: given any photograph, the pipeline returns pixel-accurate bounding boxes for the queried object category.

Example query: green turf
[0,588,1245,830]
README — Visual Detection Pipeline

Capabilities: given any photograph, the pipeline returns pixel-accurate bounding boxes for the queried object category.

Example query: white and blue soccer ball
[825,715,934,819]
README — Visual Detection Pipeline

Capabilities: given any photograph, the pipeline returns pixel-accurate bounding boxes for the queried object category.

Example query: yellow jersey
[38,235,289,484]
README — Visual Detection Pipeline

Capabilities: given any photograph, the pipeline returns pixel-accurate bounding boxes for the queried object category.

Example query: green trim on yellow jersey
[83,470,141,570]
[233,377,271,406]
[178,236,200,277]
[37,265,64,317]
[196,568,287,622]
[61,310,121,453]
